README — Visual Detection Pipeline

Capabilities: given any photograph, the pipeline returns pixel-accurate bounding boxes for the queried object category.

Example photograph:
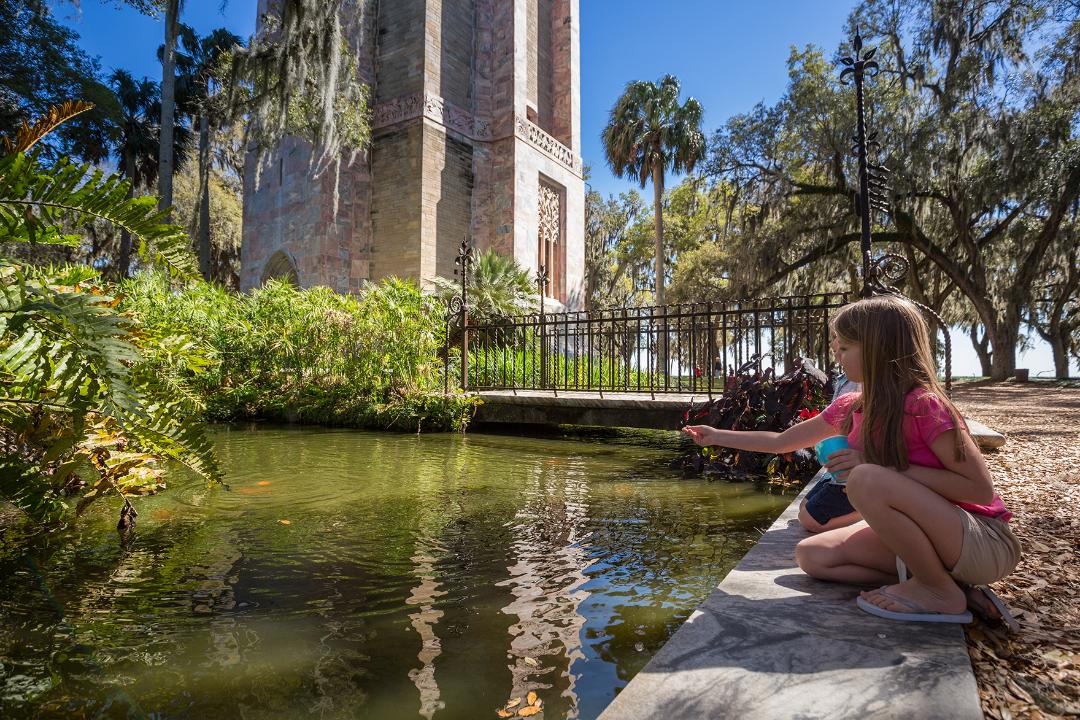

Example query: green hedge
[120,273,478,432]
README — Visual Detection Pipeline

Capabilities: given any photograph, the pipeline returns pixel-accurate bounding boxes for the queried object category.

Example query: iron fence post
[841,30,951,395]
[450,236,474,392]
[537,265,548,390]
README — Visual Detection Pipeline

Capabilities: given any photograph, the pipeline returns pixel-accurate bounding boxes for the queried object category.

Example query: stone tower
[240,0,585,309]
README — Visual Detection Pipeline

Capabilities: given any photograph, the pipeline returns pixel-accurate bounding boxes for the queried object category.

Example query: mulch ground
[951,381,1080,719]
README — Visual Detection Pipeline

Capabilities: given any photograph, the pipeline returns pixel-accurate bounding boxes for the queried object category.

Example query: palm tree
[109,70,161,277]
[602,75,705,307]
[157,0,183,213]
[433,249,539,323]
[172,25,242,280]
[109,69,190,277]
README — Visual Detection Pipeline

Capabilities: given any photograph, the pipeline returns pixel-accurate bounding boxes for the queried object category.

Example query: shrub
[119,273,479,432]
[674,356,833,483]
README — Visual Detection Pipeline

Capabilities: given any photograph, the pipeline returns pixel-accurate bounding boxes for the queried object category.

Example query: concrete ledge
[597,476,983,720]
[473,391,1009,450]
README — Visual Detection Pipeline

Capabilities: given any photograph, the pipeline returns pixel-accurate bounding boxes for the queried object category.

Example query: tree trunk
[968,322,992,377]
[157,0,180,212]
[198,112,212,281]
[118,151,136,277]
[1048,322,1070,379]
[987,313,1019,381]
[652,163,665,307]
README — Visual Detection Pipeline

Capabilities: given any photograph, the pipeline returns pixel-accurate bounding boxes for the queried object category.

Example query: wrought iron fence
[448,293,849,395]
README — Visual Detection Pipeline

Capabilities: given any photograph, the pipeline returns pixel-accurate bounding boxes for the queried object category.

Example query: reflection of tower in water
[406,532,448,719]
[405,473,455,720]
[498,457,592,718]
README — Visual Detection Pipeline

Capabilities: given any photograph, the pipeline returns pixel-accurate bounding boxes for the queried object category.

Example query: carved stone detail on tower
[373,91,493,140]
[539,184,561,246]
[515,117,577,172]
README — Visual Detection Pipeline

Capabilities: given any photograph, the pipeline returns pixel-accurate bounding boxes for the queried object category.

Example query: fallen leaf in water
[278,519,291,525]
[496,711,513,718]
[257,481,272,486]
[518,707,540,717]
[534,699,542,709]
[523,657,538,667]
[505,698,521,708]
[527,692,537,706]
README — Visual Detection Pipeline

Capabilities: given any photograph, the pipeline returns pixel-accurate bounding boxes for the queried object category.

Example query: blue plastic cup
[815,435,850,484]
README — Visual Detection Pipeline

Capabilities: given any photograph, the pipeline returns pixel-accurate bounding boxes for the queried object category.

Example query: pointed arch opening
[260,250,299,287]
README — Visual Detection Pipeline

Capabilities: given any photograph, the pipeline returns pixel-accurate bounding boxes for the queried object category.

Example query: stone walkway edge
[596,473,983,720]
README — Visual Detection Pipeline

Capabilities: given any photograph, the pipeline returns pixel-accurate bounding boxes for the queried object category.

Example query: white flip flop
[857,587,973,624]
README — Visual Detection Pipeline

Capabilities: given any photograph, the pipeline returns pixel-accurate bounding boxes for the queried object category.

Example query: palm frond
[0,263,221,522]
[0,100,95,156]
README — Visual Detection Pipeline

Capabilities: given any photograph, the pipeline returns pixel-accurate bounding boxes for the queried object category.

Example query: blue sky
[56,0,1072,376]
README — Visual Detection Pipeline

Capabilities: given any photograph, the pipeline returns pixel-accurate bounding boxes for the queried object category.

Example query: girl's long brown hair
[834,295,968,470]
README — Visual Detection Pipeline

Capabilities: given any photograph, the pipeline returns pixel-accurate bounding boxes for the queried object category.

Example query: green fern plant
[0,105,221,527]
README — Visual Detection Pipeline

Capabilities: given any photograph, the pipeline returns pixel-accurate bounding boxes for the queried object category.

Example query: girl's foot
[964,584,1020,632]
[859,578,967,615]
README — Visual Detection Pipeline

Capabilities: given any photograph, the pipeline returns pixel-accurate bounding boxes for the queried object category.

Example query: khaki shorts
[949,506,1022,586]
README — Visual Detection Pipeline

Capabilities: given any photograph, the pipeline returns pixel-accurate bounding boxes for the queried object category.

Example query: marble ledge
[596,475,984,720]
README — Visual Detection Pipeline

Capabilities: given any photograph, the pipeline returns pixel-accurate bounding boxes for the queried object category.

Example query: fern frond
[0,153,197,277]
[0,265,221,521]
[0,101,95,157]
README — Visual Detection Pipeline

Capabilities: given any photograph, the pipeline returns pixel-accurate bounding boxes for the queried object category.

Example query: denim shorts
[804,473,856,525]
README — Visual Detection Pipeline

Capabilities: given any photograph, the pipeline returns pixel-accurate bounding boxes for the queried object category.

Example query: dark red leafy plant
[675,355,834,483]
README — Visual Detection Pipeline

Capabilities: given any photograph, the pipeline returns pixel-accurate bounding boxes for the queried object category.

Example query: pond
[0,426,793,719]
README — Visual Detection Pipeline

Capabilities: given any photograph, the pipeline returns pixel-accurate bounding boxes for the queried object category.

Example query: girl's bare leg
[795,522,897,585]
[844,464,967,614]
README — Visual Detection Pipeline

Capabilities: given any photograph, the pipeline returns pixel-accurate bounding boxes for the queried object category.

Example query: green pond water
[0,426,794,719]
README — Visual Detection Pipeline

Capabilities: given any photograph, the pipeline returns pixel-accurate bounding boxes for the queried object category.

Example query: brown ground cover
[951,381,1080,719]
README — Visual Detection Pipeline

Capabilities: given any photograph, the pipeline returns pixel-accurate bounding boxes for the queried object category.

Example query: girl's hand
[682,425,716,446]
[825,448,866,477]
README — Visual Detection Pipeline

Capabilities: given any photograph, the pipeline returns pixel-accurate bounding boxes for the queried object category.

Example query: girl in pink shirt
[684,295,1020,624]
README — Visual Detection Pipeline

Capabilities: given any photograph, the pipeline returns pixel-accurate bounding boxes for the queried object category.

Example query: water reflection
[0,427,793,719]
[499,458,592,718]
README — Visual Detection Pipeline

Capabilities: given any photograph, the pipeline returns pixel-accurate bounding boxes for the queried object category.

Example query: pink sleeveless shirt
[820,388,1011,521]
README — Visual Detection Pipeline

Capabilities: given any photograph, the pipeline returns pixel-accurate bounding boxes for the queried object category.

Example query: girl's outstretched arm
[682,414,836,454]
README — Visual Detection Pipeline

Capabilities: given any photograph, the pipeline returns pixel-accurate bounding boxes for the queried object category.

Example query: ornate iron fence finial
[449,236,474,389]
[841,28,892,298]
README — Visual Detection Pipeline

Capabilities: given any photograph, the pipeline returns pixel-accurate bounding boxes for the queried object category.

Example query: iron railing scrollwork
[444,236,474,393]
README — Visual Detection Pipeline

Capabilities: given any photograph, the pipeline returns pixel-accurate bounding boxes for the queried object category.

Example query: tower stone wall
[240,0,585,309]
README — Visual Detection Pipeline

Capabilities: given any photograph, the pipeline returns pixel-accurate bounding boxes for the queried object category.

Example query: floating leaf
[506,698,521,708]
[527,691,537,706]
[278,519,291,525]
[523,656,538,667]
[518,707,540,717]
[257,480,272,486]
[497,711,513,718]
